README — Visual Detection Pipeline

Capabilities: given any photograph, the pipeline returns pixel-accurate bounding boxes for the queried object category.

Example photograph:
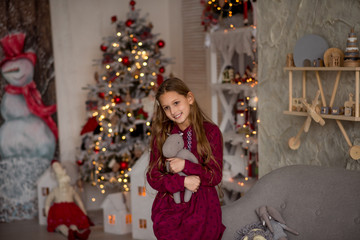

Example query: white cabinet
[208,27,258,179]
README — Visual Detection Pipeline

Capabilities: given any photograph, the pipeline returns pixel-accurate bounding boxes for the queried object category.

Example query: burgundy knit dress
[147,122,226,240]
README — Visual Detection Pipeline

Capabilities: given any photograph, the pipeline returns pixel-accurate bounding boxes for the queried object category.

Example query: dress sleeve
[146,139,186,193]
[182,125,223,187]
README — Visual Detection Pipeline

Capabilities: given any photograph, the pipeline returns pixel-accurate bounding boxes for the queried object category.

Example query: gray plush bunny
[162,133,199,204]
[256,205,299,240]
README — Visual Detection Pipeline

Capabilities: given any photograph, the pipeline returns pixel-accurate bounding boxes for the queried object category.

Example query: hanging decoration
[200,0,253,31]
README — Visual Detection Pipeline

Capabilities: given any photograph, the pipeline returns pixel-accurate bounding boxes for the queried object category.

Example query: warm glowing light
[122,136,126,140]
[138,42,143,46]
[143,62,147,66]
[106,65,110,69]
[127,113,132,117]
[91,198,96,202]
[146,122,151,126]
[117,32,121,36]
[129,128,134,132]
[118,58,122,62]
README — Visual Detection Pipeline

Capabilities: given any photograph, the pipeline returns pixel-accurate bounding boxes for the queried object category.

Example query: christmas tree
[77,0,170,193]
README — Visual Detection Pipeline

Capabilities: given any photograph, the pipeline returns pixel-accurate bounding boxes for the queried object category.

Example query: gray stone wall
[257,0,360,176]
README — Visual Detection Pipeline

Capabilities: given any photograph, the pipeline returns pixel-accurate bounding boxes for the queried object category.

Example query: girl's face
[159,91,194,131]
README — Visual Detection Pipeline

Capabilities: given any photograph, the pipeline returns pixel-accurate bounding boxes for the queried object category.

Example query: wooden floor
[0,210,134,240]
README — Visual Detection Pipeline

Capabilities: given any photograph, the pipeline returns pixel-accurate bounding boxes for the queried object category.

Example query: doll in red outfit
[45,161,91,240]
[147,78,226,240]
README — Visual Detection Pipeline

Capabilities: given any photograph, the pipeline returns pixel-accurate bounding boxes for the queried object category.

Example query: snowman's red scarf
[5,81,58,140]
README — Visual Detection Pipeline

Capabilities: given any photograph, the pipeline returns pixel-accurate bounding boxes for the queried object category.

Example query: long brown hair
[147,78,219,176]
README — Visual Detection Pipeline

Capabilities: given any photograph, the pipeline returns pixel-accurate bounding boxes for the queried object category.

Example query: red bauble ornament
[111,15,117,23]
[132,37,138,43]
[120,161,129,170]
[122,56,130,66]
[156,39,165,48]
[157,74,164,86]
[130,0,136,10]
[125,19,134,27]
[98,92,105,99]
[114,96,122,104]
[76,159,84,166]
[159,66,165,73]
[94,148,100,154]
[100,44,108,52]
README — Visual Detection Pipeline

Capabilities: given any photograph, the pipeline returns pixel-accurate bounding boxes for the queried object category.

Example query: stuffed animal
[255,206,299,240]
[162,133,199,204]
[45,161,91,240]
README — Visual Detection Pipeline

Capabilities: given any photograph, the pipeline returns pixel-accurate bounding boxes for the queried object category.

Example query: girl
[147,78,225,240]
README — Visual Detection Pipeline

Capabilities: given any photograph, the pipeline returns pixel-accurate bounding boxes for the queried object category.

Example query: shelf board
[283,111,360,121]
[284,67,360,71]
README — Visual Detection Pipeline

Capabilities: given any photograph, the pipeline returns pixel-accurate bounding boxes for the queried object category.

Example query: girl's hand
[184,175,200,192]
[166,157,185,174]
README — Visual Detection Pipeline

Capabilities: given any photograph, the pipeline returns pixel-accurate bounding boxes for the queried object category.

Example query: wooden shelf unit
[284,67,360,160]
[284,67,360,119]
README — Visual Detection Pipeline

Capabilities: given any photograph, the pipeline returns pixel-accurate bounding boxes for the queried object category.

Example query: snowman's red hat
[0,32,37,67]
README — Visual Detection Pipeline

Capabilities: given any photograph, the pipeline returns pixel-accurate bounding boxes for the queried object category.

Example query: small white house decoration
[101,192,132,235]
[36,166,57,225]
[130,150,157,240]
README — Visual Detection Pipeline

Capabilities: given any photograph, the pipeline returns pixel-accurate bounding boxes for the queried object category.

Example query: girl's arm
[182,126,223,187]
[146,145,186,194]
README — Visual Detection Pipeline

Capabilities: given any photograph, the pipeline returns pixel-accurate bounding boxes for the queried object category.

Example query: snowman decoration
[0,33,58,222]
